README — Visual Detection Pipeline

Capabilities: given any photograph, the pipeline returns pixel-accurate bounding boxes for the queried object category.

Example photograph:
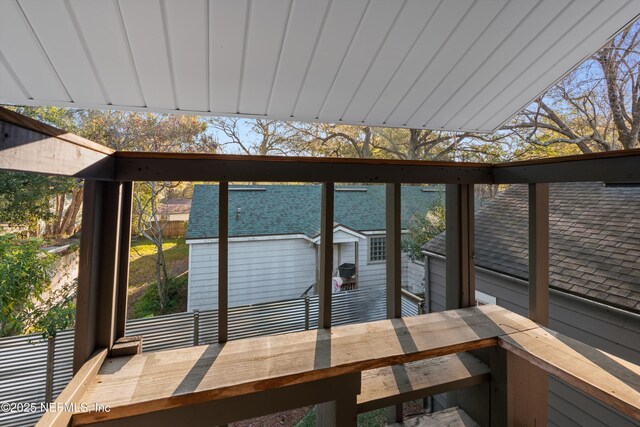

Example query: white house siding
[425,254,640,426]
[407,260,425,295]
[188,233,416,311]
[188,237,316,310]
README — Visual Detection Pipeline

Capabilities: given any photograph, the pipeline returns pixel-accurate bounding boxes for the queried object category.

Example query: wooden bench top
[500,326,640,421]
[72,305,536,425]
[70,304,640,424]
[357,353,490,413]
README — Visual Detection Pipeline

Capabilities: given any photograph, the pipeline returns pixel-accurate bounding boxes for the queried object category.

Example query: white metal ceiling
[0,0,638,131]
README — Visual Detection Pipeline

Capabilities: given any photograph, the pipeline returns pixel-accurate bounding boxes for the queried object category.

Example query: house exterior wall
[188,233,415,311]
[425,254,640,426]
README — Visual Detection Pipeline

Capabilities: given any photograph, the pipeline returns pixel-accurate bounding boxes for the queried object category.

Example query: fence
[0,289,423,427]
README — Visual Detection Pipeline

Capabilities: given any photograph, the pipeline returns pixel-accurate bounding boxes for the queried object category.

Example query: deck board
[73,305,536,424]
[500,327,640,421]
[357,353,490,413]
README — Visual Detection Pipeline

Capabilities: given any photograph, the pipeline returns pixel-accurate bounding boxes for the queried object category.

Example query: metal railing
[0,288,423,427]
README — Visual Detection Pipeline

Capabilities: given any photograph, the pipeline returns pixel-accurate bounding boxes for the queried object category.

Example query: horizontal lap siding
[427,257,640,426]
[188,238,316,310]
[407,260,425,294]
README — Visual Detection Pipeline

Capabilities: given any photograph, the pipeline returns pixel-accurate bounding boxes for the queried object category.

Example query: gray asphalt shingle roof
[423,182,640,314]
[188,184,442,240]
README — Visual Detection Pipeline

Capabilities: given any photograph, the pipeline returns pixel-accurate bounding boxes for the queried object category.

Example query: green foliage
[29,280,76,339]
[0,171,74,232]
[130,275,188,319]
[0,234,54,336]
[402,198,446,261]
[296,407,387,427]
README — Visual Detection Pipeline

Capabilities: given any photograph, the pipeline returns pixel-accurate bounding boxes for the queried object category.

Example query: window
[475,290,497,305]
[369,236,386,262]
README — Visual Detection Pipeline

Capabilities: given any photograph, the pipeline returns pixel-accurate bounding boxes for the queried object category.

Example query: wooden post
[73,180,103,373]
[115,181,133,339]
[96,182,123,350]
[319,183,334,329]
[491,183,550,426]
[444,184,479,417]
[218,182,229,343]
[74,180,128,372]
[45,335,55,403]
[529,183,550,326]
[445,184,475,309]
[386,183,403,423]
[386,183,402,319]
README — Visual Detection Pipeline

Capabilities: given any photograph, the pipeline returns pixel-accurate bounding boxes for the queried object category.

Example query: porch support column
[529,183,550,325]
[318,183,334,329]
[218,182,229,343]
[385,183,403,423]
[115,182,133,339]
[491,183,550,426]
[445,184,475,309]
[73,180,125,373]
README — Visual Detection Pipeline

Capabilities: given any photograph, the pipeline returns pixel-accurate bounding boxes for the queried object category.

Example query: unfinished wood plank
[500,327,640,421]
[390,407,479,427]
[357,353,490,413]
[73,305,537,424]
[36,349,108,427]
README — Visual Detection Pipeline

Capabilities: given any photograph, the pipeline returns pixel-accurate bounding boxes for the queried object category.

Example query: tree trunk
[60,187,83,236]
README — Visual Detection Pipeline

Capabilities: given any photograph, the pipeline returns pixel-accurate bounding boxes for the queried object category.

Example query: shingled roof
[188,184,442,240]
[423,182,640,314]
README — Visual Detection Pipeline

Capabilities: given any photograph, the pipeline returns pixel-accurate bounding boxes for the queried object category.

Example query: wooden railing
[3,107,640,426]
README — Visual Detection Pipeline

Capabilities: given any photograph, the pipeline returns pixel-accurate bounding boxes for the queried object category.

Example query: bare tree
[504,22,640,153]
[210,117,297,155]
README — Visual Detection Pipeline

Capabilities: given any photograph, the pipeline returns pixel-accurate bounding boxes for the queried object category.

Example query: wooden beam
[36,349,108,427]
[115,182,133,339]
[357,353,490,414]
[386,183,402,319]
[493,149,640,183]
[218,182,229,343]
[80,373,360,427]
[529,183,550,326]
[319,183,334,329]
[500,326,640,421]
[445,184,475,310]
[114,152,493,184]
[74,180,128,371]
[74,305,537,424]
[385,183,403,423]
[73,181,104,373]
[0,106,114,179]
[96,182,123,350]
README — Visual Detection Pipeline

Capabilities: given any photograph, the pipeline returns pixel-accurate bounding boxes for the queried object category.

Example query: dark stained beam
[218,182,229,343]
[114,152,493,184]
[73,181,104,373]
[115,182,133,339]
[385,183,402,318]
[318,183,334,329]
[493,149,640,183]
[445,184,475,310]
[529,183,550,325]
[385,183,403,423]
[0,106,114,179]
